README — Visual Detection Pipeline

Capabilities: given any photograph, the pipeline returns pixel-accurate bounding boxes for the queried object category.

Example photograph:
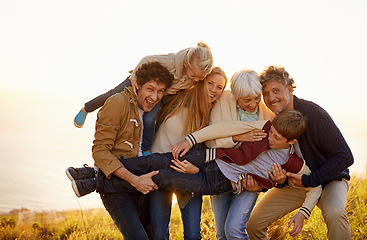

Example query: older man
[246,65,353,240]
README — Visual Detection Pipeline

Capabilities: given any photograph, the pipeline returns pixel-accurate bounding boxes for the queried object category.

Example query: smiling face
[268,125,296,149]
[205,73,226,104]
[237,94,261,113]
[184,59,207,82]
[136,79,166,112]
[262,80,294,114]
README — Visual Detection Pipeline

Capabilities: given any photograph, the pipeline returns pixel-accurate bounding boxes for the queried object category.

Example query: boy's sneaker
[71,178,96,197]
[74,109,88,128]
[65,164,97,181]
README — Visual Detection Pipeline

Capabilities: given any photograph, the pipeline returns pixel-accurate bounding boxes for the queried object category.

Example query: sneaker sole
[65,168,76,181]
[74,120,84,128]
[71,181,82,197]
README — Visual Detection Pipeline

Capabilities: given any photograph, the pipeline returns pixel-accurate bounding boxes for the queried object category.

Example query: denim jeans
[84,76,158,151]
[149,190,202,240]
[97,151,232,196]
[210,191,258,240]
[100,192,151,240]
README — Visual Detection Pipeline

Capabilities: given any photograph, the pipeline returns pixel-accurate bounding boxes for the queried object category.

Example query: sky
[0,0,367,211]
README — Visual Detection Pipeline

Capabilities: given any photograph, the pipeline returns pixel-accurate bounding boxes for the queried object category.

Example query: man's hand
[287,172,304,187]
[269,163,287,184]
[242,175,263,192]
[288,212,306,237]
[172,139,191,159]
[130,171,159,194]
[232,129,267,142]
[171,159,199,174]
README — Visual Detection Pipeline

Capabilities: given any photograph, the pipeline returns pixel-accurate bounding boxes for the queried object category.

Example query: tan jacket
[202,91,275,148]
[130,48,195,95]
[92,87,142,178]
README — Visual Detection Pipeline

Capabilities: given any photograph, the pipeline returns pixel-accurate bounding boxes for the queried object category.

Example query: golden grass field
[1,173,366,239]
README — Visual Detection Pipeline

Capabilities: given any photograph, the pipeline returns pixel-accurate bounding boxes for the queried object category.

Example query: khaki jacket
[92,87,142,178]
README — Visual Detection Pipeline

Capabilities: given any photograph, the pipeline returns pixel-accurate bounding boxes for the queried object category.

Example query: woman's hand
[172,139,191,159]
[269,163,287,184]
[170,159,199,174]
[232,129,267,143]
[242,175,263,192]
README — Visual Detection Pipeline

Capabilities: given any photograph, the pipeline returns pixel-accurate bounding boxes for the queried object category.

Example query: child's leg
[152,161,233,195]
[119,149,207,174]
[84,77,131,113]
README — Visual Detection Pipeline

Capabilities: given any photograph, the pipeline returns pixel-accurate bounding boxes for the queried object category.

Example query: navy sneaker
[74,109,88,128]
[71,178,96,197]
[66,164,97,181]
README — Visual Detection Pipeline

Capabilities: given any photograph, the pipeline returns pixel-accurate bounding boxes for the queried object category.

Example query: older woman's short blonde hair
[185,41,213,75]
[230,69,262,99]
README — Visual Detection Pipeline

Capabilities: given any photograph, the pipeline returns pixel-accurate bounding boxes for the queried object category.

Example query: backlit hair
[259,65,296,89]
[158,80,211,135]
[271,110,306,141]
[230,69,262,99]
[206,66,228,89]
[185,41,213,75]
[135,62,174,89]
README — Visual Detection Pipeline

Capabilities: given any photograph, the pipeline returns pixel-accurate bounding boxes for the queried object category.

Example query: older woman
[173,68,274,240]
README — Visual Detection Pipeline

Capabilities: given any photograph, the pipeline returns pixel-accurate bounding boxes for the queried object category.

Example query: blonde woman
[74,42,213,155]
[149,67,226,240]
[173,69,274,240]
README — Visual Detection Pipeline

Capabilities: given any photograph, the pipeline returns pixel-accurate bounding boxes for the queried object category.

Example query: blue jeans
[150,190,202,240]
[210,191,258,240]
[96,150,232,195]
[100,192,151,240]
[84,76,158,151]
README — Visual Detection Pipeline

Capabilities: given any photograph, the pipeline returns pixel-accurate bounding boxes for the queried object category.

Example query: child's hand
[287,172,304,187]
[269,163,287,184]
[242,175,263,192]
[172,139,191,159]
[232,129,267,142]
[288,212,306,237]
[170,159,199,174]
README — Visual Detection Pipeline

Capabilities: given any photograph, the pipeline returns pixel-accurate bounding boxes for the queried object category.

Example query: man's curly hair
[135,62,173,89]
[259,65,296,89]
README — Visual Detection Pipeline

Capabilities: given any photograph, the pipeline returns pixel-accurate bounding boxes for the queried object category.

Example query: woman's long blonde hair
[157,80,211,135]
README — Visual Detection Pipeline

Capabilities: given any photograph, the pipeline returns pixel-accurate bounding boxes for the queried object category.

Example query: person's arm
[300,108,354,187]
[112,166,158,194]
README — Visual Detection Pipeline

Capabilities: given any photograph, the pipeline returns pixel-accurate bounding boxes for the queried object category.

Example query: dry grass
[1,174,366,239]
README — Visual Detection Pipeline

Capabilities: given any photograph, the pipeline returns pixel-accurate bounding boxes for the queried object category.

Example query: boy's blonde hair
[272,110,306,141]
[185,41,213,75]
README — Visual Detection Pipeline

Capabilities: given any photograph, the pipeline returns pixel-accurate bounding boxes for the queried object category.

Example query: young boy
[66,110,320,237]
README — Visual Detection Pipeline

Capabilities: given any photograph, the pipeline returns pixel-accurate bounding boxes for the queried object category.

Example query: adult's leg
[84,77,131,112]
[247,186,306,240]
[101,192,150,240]
[223,191,258,240]
[141,101,161,152]
[318,179,350,240]
[180,196,203,240]
[149,189,172,240]
[210,193,232,240]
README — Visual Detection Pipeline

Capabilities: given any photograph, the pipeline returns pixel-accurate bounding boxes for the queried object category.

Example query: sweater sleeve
[186,120,268,148]
[299,103,354,187]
